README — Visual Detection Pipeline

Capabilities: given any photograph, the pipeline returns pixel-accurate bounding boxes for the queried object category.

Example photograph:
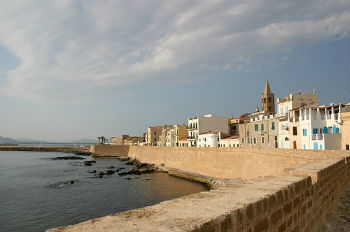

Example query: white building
[188,114,229,147]
[197,131,221,147]
[276,92,319,149]
[294,104,343,150]
[219,136,240,148]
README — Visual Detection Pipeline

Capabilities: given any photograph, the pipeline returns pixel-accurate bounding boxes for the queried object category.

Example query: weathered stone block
[270,208,282,225]
[254,218,268,232]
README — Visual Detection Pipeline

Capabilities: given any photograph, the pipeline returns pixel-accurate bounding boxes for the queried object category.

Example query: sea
[0,151,206,232]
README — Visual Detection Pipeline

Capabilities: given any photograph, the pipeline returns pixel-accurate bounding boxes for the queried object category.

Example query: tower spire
[264,80,271,94]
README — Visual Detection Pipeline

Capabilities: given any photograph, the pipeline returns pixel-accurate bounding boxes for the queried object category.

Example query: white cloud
[0,0,348,101]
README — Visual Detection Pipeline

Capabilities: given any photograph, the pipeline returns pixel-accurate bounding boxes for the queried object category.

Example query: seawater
[0,151,206,232]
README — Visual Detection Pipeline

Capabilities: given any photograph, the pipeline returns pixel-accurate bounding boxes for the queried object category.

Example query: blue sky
[0,0,349,141]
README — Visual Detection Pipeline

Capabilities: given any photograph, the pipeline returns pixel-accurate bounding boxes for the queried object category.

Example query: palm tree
[97,136,101,144]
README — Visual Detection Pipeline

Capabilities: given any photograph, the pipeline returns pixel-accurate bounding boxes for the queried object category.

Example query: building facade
[187,114,229,147]
[197,131,220,147]
[277,92,318,117]
[146,126,163,146]
[219,136,240,148]
[239,113,279,148]
[292,105,343,150]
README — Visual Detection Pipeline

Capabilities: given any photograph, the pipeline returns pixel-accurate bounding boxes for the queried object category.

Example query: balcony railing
[312,134,324,141]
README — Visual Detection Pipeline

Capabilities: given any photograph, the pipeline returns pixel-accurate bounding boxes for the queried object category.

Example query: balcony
[312,134,324,141]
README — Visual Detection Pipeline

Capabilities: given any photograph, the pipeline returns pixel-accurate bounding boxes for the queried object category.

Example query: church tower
[261,80,275,114]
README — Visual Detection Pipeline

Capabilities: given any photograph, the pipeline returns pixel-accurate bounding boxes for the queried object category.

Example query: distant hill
[0,136,97,145]
[0,136,19,144]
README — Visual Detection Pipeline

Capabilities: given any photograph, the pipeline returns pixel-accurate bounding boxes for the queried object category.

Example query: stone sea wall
[90,145,344,180]
[48,147,350,232]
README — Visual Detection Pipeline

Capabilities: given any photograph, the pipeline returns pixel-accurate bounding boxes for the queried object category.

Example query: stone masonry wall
[90,145,344,180]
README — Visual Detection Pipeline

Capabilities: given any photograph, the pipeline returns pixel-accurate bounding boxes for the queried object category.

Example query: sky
[0,0,349,142]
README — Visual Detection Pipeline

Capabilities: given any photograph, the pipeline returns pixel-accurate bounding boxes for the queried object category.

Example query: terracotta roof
[222,136,239,140]
[199,131,219,135]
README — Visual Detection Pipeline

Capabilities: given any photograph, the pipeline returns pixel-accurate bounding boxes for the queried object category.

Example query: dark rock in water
[125,160,135,165]
[124,177,132,180]
[84,160,96,166]
[139,168,154,174]
[75,152,92,156]
[136,163,148,169]
[98,172,105,176]
[89,170,97,173]
[68,180,75,184]
[107,166,115,169]
[106,170,115,175]
[118,157,130,162]
[118,168,141,176]
[53,156,86,160]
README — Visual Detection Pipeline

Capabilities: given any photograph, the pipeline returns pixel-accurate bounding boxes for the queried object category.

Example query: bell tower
[261,80,275,114]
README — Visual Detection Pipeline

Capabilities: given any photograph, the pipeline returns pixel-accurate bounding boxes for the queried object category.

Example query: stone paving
[321,183,350,232]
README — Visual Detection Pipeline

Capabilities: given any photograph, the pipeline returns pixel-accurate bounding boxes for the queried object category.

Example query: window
[280,107,284,115]
[285,106,289,114]
[272,122,275,130]
[154,132,156,135]
[320,128,323,134]
[303,144,306,149]
[255,124,258,131]
[242,138,244,143]
[303,129,307,136]
[254,138,256,144]
[217,138,219,141]
[269,106,272,111]
[293,127,297,136]
[312,128,318,134]
[204,138,206,142]
[269,97,271,103]
[248,138,250,144]
[324,127,328,134]
[262,137,265,144]
[261,123,264,131]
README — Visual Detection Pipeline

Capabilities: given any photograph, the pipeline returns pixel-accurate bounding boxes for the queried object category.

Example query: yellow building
[174,124,188,147]
[178,137,189,147]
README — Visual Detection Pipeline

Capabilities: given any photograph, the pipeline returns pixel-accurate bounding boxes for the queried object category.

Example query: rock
[106,170,115,175]
[75,152,92,156]
[136,163,148,169]
[125,160,135,165]
[84,160,96,166]
[68,180,75,184]
[89,170,97,173]
[98,172,106,176]
[107,166,115,169]
[118,157,130,162]
[118,168,141,176]
[53,156,86,160]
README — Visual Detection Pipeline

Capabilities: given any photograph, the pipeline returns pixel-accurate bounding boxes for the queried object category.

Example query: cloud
[0,0,348,101]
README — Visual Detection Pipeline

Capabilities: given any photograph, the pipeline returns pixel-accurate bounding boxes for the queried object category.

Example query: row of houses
[111,81,350,151]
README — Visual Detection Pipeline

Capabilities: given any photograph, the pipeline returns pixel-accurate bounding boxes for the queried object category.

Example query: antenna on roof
[312,89,317,95]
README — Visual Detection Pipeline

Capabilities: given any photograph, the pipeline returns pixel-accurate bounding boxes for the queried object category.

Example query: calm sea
[0,151,206,232]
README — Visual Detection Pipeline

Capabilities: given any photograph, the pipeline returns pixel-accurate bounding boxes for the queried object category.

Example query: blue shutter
[324,127,328,134]
[333,126,337,134]
[312,128,317,134]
